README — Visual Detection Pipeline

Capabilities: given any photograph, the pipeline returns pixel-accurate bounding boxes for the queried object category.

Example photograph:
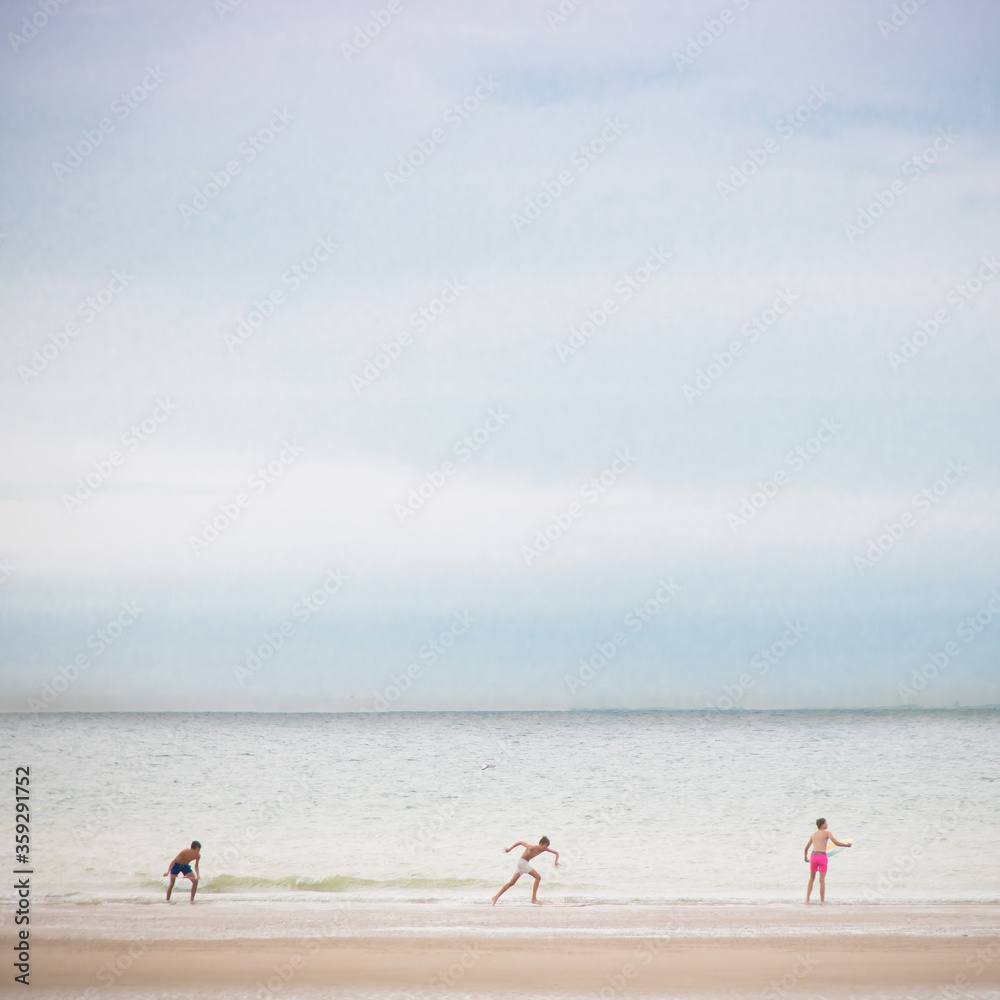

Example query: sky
[1,0,998,712]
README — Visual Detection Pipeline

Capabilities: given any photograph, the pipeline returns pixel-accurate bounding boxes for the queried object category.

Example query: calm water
[5,710,998,905]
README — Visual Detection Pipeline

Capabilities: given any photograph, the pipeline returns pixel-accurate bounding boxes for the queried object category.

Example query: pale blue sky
[1,0,998,710]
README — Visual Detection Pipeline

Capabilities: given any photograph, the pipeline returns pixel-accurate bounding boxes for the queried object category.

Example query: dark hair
[191,840,202,849]
[815,819,825,829]
[539,836,550,846]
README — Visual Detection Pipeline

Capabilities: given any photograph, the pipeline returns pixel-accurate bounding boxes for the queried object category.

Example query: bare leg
[492,872,520,905]
[818,871,826,903]
[805,871,815,903]
[166,875,177,902]
[530,871,542,904]
[189,875,199,902]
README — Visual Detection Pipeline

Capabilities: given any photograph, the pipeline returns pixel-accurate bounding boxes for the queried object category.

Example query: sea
[5,709,998,907]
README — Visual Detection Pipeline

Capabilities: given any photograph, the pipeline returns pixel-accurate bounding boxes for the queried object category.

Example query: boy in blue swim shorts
[164,840,201,902]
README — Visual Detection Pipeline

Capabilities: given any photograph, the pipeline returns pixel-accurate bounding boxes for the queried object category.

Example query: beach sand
[16,901,1000,995]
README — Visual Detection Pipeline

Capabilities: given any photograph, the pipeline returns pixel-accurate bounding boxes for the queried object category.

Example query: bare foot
[531,899,543,905]
[491,895,499,906]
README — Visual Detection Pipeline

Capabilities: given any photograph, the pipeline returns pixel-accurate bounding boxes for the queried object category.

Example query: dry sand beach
[17,901,1000,996]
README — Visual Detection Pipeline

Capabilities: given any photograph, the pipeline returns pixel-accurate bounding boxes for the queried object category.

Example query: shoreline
[17,901,1000,993]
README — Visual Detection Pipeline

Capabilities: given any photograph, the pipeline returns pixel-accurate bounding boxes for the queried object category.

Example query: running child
[492,836,559,906]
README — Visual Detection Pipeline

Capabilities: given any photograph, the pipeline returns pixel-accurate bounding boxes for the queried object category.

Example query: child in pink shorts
[804,818,850,903]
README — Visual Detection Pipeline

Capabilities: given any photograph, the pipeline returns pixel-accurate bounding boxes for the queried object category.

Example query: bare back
[520,844,547,862]
[172,847,199,866]
[809,829,833,854]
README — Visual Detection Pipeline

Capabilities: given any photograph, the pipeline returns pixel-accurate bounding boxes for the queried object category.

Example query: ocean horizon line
[4,705,999,715]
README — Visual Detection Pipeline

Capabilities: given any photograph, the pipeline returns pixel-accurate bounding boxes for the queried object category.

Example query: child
[164,840,201,902]
[492,836,559,905]
[804,818,850,902]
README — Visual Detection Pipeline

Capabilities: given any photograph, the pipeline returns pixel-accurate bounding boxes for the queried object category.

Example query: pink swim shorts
[810,852,828,873]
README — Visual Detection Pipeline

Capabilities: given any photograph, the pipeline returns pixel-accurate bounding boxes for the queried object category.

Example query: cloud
[1,0,998,707]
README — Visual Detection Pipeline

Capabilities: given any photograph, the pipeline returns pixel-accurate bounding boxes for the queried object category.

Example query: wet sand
[18,901,1000,995]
